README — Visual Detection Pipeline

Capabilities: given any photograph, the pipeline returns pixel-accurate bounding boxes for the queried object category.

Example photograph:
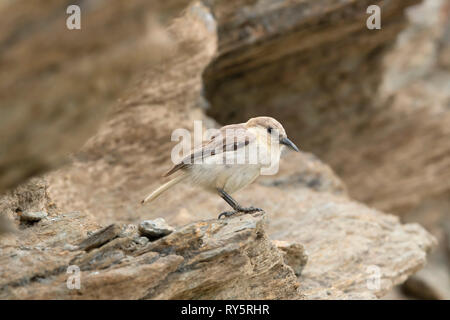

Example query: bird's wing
[163,123,256,177]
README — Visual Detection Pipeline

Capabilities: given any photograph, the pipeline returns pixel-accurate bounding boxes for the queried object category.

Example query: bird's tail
[141,174,187,205]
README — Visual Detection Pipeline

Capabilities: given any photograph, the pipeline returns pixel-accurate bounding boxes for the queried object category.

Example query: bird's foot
[239,206,263,214]
[218,211,237,219]
[218,206,263,219]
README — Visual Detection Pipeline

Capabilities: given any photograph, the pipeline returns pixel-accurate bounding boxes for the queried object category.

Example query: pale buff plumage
[141,116,299,218]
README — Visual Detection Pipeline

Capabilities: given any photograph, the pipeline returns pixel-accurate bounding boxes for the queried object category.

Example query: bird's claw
[218,211,237,219]
[218,206,263,219]
[241,206,263,213]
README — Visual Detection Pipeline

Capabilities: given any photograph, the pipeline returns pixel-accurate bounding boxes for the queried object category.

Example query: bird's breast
[187,163,261,194]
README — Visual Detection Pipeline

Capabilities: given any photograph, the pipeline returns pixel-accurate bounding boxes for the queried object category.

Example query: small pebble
[20,211,47,222]
[120,224,139,238]
[138,218,174,240]
[134,236,150,246]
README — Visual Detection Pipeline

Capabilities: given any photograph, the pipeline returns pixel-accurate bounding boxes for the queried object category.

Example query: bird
[141,116,299,219]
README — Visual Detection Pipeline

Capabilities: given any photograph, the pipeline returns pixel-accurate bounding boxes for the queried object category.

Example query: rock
[36,1,435,300]
[201,0,449,300]
[273,240,308,277]
[20,211,47,223]
[134,237,150,246]
[119,224,140,239]
[201,0,450,228]
[44,1,219,225]
[78,224,122,251]
[342,0,450,216]
[445,221,450,267]
[0,177,53,234]
[0,215,14,236]
[63,244,79,252]
[139,218,175,240]
[262,188,436,299]
[259,152,347,196]
[203,0,422,173]
[0,177,49,217]
[0,0,440,300]
[402,263,450,300]
[0,211,100,298]
[0,0,192,192]
[0,213,301,300]
[0,197,435,299]
[376,1,450,298]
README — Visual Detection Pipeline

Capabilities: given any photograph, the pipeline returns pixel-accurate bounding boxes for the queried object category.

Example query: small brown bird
[141,116,299,218]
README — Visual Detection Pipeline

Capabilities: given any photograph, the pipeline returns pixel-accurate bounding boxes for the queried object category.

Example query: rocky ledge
[0,185,435,299]
[0,212,300,299]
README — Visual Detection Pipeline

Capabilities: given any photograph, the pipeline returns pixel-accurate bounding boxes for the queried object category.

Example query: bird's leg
[217,188,263,219]
[218,189,240,210]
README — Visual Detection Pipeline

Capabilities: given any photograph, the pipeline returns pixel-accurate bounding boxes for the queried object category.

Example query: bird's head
[245,116,299,152]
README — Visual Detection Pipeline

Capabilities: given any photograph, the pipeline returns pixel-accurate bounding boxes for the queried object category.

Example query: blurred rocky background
[0,0,448,299]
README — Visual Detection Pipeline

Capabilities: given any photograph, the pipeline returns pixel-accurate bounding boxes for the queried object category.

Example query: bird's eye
[267,127,272,134]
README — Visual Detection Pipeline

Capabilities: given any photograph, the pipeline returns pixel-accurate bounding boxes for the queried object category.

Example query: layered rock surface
[0,171,435,299]
[0,212,301,299]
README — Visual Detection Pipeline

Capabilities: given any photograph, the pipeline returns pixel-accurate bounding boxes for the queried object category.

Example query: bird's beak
[280,137,299,152]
